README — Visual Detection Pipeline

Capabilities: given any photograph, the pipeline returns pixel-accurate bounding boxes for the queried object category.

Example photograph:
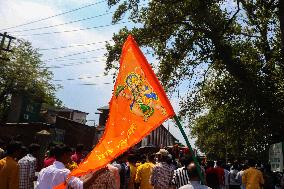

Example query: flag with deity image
[55,35,175,188]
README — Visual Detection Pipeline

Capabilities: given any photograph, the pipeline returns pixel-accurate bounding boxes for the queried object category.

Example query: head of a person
[183,155,194,167]
[75,144,84,154]
[187,162,199,181]
[264,164,271,172]
[232,161,239,170]
[48,142,56,149]
[156,149,169,162]
[127,154,137,165]
[207,160,215,168]
[54,144,71,164]
[140,154,147,164]
[166,154,173,165]
[0,138,5,149]
[48,146,55,158]
[19,145,28,159]
[6,141,22,159]
[247,159,256,167]
[216,160,223,167]
[148,153,156,164]
[116,153,128,163]
[29,143,40,157]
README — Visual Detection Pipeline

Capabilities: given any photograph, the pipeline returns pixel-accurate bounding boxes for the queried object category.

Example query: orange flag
[55,35,174,187]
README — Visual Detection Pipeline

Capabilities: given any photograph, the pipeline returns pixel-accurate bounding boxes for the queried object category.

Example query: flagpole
[173,115,205,184]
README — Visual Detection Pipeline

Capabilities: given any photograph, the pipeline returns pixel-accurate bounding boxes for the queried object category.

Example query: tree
[0,39,60,121]
[105,0,284,159]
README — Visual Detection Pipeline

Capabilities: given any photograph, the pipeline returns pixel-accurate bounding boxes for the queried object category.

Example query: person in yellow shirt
[135,154,156,189]
[242,159,264,189]
[128,154,138,189]
[65,160,78,170]
[65,147,78,171]
[0,141,22,189]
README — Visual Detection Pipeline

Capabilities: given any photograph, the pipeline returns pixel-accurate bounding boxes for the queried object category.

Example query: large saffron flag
[62,35,174,181]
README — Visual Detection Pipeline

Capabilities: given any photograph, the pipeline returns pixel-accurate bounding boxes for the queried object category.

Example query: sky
[0,0,195,147]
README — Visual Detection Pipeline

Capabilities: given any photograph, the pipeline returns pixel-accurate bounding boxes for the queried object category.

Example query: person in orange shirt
[0,141,23,189]
[242,159,264,189]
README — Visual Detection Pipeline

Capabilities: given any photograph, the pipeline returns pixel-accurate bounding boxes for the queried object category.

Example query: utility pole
[0,32,16,61]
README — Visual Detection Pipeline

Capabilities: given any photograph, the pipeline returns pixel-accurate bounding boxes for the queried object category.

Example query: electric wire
[14,21,128,37]
[52,75,113,86]
[43,47,106,62]
[38,40,111,51]
[0,0,107,31]
[43,55,106,63]
[43,59,106,69]
[10,12,114,33]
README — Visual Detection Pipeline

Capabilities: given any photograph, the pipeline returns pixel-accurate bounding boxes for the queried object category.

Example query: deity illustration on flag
[115,68,167,121]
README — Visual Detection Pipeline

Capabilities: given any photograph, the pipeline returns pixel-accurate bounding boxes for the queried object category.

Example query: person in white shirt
[36,144,82,189]
[228,163,241,189]
[179,162,211,189]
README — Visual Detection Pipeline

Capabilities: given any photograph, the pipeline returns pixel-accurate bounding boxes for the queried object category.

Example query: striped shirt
[172,167,190,188]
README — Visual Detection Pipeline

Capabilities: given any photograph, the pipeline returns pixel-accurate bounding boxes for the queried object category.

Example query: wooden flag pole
[173,115,205,184]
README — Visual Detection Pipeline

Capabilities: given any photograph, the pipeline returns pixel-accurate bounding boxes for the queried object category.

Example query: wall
[0,122,49,145]
[55,116,96,150]
[138,125,178,148]
[72,112,87,124]
[7,95,23,122]
[7,95,42,123]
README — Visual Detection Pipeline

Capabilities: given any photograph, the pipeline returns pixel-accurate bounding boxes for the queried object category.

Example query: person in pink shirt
[71,144,85,164]
[43,147,56,168]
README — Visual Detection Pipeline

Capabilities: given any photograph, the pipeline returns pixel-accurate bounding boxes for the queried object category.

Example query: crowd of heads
[1,139,284,189]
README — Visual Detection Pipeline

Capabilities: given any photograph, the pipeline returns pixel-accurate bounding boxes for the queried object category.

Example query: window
[26,105,34,113]
[23,114,29,120]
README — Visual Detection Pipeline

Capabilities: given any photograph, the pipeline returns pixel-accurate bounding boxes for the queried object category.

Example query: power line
[54,82,112,86]
[54,82,111,86]
[0,0,107,31]
[43,47,106,62]
[10,12,113,33]
[43,59,106,69]
[38,40,112,51]
[14,21,128,37]
[43,55,106,63]
[53,75,105,81]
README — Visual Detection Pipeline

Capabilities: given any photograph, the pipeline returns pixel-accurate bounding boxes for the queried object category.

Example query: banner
[58,35,175,185]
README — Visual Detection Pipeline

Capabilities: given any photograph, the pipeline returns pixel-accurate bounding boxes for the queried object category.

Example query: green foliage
[105,0,284,159]
[0,39,61,121]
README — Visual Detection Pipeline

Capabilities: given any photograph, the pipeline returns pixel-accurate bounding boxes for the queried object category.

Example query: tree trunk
[279,0,284,59]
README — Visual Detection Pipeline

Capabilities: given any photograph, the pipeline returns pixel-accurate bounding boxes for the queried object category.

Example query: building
[55,116,96,149]
[95,105,179,147]
[269,142,284,172]
[7,95,88,125]
[7,94,42,123]
[138,125,179,148]
[42,107,89,124]
[94,105,109,143]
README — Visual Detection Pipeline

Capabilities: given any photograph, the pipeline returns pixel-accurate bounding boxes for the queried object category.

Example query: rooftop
[47,106,89,114]
[97,105,109,111]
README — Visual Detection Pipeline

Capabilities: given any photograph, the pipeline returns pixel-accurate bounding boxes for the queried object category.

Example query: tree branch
[223,0,240,33]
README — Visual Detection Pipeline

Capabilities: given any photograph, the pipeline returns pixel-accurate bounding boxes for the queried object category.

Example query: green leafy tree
[105,0,284,159]
[0,39,61,121]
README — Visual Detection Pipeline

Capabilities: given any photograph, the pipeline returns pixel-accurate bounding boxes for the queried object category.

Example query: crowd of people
[0,140,284,189]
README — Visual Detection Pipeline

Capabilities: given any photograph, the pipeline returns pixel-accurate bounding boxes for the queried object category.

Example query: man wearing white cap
[150,149,175,189]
